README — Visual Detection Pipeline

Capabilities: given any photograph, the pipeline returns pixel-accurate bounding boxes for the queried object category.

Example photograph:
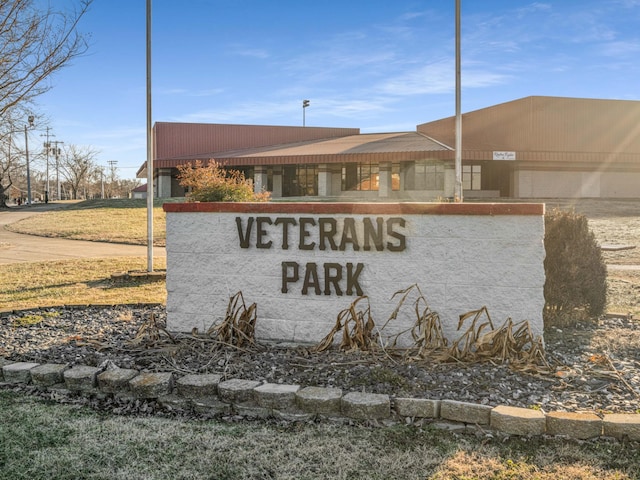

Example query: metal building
[137,96,640,200]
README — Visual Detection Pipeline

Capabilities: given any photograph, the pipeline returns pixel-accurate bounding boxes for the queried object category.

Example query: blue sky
[35,0,640,180]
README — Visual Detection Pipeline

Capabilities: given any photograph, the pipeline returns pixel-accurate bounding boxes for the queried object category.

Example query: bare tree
[0,0,92,206]
[0,0,92,117]
[0,107,31,206]
[117,178,142,198]
[0,131,20,205]
[59,144,97,199]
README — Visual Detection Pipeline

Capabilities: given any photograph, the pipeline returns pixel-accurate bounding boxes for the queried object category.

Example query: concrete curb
[2,358,640,440]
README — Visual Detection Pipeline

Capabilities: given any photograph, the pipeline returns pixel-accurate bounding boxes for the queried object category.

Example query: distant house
[137,96,640,200]
[131,183,147,199]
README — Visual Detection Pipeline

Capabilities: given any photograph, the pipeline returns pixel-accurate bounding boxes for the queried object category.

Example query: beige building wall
[600,172,640,197]
[515,169,639,198]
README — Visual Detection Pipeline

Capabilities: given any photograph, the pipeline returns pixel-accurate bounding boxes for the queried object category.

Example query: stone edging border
[2,305,639,440]
[2,358,640,441]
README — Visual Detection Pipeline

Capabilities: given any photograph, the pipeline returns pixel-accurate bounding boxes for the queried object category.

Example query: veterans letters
[235,216,407,296]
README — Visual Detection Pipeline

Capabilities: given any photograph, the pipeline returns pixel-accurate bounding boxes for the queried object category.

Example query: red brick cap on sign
[163,202,545,216]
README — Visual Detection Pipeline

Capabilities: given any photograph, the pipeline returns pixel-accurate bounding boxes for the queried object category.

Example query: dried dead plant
[207,291,258,348]
[128,312,174,347]
[444,306,550,371]
[312,284,549,372]
[312,296,378,353]
[383,284,447,358]
[445,307,496,362]
[586,352,638,396]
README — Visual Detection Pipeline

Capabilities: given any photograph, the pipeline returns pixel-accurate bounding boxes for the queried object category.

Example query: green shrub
[177,160,270,202]
[543,208,607,326]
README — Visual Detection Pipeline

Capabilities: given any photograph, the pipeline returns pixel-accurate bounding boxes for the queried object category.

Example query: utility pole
[106,160,117,199]
[41,127,54,203]
[100,167,105,199]
[50,141,64,200]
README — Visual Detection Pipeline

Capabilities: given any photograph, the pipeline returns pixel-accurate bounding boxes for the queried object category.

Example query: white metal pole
[24,124,32,205]
[56,151,60,200]
[454,0,463,202]
[146,0,154,272]
[45,147,49,202]
[42,127,52,202]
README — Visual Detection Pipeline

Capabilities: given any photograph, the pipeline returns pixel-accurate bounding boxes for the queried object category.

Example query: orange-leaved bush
[177,160,270,202]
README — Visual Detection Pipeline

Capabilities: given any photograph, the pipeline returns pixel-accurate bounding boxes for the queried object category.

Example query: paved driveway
[0,203,166,264]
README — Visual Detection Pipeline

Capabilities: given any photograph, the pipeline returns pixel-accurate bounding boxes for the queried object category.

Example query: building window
[341,162,379,191]
[283,164,317,196]
[229,166,253,179]
[463,165,482,190]
[409,161,444,191]
[391,163,400,191]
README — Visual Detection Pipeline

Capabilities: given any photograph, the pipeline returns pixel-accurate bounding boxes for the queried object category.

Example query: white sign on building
[493,151,517,161]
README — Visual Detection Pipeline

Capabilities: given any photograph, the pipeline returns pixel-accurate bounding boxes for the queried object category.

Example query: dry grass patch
[0,390,638,480]
[429,450,633,480]
[5,199,170,246]
[606,270,640,317]
[0,256,166,310]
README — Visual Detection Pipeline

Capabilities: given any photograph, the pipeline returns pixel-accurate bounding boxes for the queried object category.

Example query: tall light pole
[24,115,35,205]
[302,99,309,127]
[146,0,154,272]
[454,0,463,202]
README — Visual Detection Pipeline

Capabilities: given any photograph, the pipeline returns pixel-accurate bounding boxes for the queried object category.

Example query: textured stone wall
[164,203,545,344]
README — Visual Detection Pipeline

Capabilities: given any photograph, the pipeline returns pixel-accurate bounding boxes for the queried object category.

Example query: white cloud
[156,87,224,97]
[514,2,552,18]
[88,127,145,141]
[156,88,189,95]
[190,88,225,97]
[377,60,510,96]
[172,95,394,126]
[229,47,271,59]
[174,100,295,124]
[598,40,640,57]
[615,0,640,7]
[314,98,392,118]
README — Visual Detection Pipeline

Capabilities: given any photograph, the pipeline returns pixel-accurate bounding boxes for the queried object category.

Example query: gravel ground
[1,304,639,414]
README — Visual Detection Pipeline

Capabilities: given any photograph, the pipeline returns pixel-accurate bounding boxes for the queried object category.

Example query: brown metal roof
[154,122,360,160]
[143,131,451,171]
[217,132,449,157]
[418,96,640,155]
